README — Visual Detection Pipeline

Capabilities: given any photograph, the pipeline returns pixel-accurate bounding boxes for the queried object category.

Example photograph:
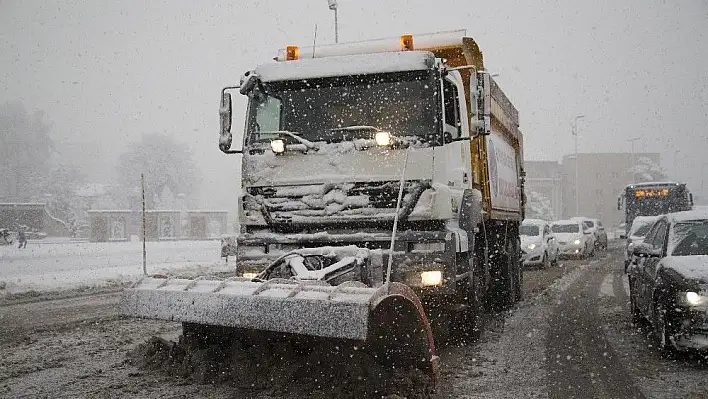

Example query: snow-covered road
[0,240,227,294]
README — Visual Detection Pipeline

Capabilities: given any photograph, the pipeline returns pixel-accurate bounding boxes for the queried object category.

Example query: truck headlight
[242,272,259,279]
[573,239,581,245]
[686,291,701,305]
[420,271,443,286]
[374,131,392,146]
[527,243,536,250]
[271,139,285,153]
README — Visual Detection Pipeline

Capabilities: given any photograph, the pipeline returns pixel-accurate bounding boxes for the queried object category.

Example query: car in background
[627,210,708,354]
[551,219,594,258]
[520,219,559,268]
[570,217,601,250]
[624,215,661,271]
[614,222,627,240]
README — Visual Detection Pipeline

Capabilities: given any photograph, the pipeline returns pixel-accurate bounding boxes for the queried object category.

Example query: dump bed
[422,35,523,221]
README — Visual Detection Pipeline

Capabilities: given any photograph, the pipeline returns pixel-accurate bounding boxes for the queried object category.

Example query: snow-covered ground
[0,240,229,294]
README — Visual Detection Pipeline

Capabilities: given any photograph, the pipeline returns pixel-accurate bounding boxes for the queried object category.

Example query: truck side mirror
[219,91,233,153]
[617,196,621,210]
[470,71,491,137]
[690,193,694,206]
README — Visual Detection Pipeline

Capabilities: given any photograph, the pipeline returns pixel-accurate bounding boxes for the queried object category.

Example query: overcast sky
[2,0,707,208]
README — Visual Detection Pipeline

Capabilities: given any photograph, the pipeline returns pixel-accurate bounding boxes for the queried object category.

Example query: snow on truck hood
[662,255,708,283]
[243,144,434,186]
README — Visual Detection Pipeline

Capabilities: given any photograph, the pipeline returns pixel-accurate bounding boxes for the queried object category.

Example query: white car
[551,219,594,258]
[624,215,660,271]
[520,219,559,268]
[570,216,599,250]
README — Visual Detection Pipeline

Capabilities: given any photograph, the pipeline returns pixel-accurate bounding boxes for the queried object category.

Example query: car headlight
[679,291,708,307]
[527,243,536,250]
[573,239,581,245]
[420,271,443,286]
[271,139,285,153]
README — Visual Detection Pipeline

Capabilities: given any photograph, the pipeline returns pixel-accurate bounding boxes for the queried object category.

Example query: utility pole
[627,137,641,184]
[327,0,339,43]
[571,115,585,215]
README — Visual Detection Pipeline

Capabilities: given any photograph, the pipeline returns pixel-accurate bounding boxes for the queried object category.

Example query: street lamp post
[627,137,641,183]
[571,115,585,215]
[327,0,339,43]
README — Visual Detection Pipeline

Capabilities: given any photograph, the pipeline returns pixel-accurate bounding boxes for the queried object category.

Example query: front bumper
[521,247,544,265]
[236,230,461,295]
[671,310,708,351]
[557,243,585,257]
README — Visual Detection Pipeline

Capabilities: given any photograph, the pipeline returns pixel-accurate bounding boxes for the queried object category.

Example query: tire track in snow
[545,250,645,399]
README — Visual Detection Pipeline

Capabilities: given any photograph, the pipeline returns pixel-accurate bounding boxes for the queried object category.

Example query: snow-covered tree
[525,190,554,221]
[0,101,53,201]
[628,156,667,183]
[112,133,200,209]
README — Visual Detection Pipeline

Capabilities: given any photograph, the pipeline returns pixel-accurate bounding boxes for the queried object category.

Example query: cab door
[433,71,472,192]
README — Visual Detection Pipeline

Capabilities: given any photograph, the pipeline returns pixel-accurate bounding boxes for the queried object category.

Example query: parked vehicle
[627,210,708,354]
[520,219,559,268]
[551,220,593,258]
[624,215,660,271]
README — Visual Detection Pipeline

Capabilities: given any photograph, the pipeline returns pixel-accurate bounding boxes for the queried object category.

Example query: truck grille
[248,181,428,224]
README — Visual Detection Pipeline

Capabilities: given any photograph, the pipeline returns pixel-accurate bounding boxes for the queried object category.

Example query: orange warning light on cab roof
[400,34,414,51]
[285,45,299,61]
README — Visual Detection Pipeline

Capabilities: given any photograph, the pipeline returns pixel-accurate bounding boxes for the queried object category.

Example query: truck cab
[220,31,524,310]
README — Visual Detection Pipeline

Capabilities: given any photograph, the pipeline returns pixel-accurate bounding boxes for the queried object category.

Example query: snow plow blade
[120,276,439,384]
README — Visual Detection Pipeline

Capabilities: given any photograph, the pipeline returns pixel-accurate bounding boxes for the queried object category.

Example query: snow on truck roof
[256,51,435,82]
[275,30,467,62]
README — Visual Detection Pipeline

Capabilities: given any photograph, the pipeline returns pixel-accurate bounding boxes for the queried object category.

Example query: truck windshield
[245,70,439,145]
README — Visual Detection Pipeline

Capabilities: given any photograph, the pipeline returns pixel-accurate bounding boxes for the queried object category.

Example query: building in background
[560,152,662,225]
[524,161,563,221]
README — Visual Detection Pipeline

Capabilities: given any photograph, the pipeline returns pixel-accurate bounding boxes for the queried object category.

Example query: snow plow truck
[120,30,525,388]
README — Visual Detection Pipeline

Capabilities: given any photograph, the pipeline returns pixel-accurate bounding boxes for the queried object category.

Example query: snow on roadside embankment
[0,240,230,295]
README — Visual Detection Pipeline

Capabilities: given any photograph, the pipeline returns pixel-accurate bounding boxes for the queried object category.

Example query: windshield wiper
[330,125,382,132]
[258,130,318,151]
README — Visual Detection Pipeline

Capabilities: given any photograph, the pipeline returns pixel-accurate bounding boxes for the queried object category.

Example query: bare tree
[112,133,200,209]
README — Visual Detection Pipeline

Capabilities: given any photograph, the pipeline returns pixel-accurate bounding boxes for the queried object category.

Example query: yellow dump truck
[121,30,525,388]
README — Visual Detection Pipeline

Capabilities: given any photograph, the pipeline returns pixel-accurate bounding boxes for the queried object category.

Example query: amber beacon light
[285,45,300,60]
[400,34,414,51]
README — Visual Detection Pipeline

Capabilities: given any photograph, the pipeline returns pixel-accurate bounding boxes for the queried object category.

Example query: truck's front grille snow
[248,181,428,225]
